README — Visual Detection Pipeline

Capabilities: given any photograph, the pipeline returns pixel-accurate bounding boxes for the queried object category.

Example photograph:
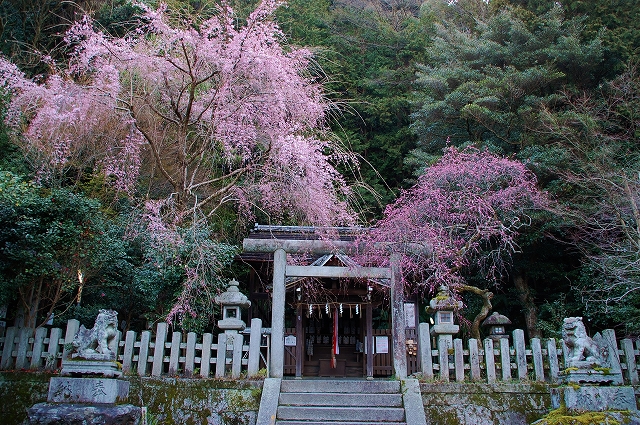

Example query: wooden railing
[1,319,638,384]
[0,318,268,379]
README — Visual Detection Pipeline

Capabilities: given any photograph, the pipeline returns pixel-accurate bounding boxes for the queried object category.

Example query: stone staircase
[275,379,407,425]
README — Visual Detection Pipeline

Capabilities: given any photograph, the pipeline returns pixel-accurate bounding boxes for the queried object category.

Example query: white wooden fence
[1,319,638,385]
[0,318,268,379]
[417,323,639,384]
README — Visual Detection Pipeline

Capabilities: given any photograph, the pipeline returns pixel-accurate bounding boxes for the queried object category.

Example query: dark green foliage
[0,171,128,327]
[275,0,428,216]
[407,1,609,336]
[131,216,238,333]
[94,0,144,38]
[534,62,640,335]
[508,0,640,75]
[411,2,603,157]
[0,98,27,175]
[0,0,84,75]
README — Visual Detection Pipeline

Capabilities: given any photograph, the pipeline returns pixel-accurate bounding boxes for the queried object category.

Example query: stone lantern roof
[426,285,463,313]
[215,280,251,308]
[481,312,512,327]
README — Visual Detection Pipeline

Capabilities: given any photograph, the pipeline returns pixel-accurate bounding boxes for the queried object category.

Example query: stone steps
[280,379,401,393]
[279,392,402,407]
[276,422,405,425]
[276,379,407,425]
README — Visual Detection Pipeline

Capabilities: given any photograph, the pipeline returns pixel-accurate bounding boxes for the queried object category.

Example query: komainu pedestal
[27,311,141,425]
[551,385,636,412]
[533,318,640,424]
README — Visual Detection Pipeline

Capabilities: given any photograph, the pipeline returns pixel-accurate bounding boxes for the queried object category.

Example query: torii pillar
[390,254,407,379]
[271,248,286,378]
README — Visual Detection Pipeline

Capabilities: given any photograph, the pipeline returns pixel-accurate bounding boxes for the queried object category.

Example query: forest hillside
[0,0,638,339]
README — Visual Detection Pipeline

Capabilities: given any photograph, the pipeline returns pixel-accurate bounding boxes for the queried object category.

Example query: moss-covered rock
[532,406,640,425]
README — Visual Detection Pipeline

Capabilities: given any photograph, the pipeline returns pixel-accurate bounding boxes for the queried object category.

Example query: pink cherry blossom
[0,0,357,226]
[357,146,547,296]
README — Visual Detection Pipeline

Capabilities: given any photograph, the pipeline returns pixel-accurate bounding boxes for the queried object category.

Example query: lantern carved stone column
[427,285,462,350]
[215,279,251,335]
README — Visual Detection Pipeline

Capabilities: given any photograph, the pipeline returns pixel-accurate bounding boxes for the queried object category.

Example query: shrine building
[240,224,421,379]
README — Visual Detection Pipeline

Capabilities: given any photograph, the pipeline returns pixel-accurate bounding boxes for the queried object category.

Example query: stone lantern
[481,312,512,342]
[215,279,251,334]
[426,285,463,350]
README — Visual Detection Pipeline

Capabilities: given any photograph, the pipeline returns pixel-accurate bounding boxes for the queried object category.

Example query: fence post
[601,329,623,378]
[561,339,569,369]
[454,338,464,382]
[185,332,197,377]
[513,329,527,380]
[418,323,433,380]
[547,338,560,383]
[138,330,151,376]
[469,339,480,381]
[45,328,62,370]
[438,337,449,382]
[247,318,262,377]
[231,334,244,378]
[531,338,544,381]
[168,331,182,376]
[15,327,34,369]
[484,338,496,383]
[201,333,213,378]
[63,320,80,360]
[152,322,168,376]
[122,330,137,374]
[30,327,48,369]
[621,339,638,385]
[500,338,511,381]
[216,333,228,378]
[1,327,17,369]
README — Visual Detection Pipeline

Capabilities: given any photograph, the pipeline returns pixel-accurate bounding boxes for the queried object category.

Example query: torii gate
[242,236,407,379]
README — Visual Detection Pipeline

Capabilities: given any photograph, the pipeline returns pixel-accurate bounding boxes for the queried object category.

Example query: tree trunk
[27,277,44,328]
[513,273,541,339]
[16,277,43,328]
[460,285,493,340]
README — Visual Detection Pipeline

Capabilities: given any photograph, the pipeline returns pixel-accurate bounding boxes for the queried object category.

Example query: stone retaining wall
[126,377,262,425]
[0,373,261,425]
[0,372,52,424]
[421,382,553,425]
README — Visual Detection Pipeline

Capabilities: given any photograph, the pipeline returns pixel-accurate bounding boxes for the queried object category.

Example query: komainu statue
[562,316,604,368]
[71,309,118,360]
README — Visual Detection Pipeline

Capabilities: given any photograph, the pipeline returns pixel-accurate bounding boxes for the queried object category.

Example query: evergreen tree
[411,2,603,158]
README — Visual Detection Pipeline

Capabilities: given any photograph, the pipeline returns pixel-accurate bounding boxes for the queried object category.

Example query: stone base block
[71,352,116,361]
[559,369,623,385]
[27,403,141,425]
[551,385,638,412]
[48,377,130,404]
[61,360,122,377]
